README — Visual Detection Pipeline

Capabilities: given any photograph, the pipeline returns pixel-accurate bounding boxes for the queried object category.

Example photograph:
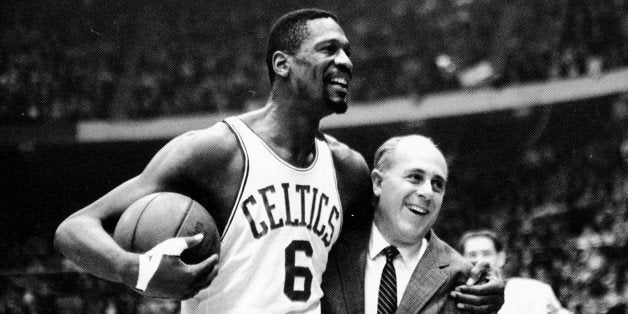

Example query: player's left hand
[449,261,505,313]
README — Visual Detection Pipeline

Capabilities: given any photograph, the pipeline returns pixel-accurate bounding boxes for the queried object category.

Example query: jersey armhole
[220,119,250,241]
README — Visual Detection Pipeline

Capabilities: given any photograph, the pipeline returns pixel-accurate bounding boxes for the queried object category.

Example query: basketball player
[55,8,502,312]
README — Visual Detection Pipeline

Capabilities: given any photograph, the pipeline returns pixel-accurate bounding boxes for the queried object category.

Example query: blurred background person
[458,230,571,314]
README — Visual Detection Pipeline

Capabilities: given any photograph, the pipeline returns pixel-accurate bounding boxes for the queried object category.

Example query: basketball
[113,192,220,264]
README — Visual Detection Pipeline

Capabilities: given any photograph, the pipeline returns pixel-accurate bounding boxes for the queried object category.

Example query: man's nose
[464,255,479,266]
[334,49,353,73]
[416,181,434,201]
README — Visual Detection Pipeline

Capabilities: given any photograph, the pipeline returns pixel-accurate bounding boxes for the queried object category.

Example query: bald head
[373,135,447,176]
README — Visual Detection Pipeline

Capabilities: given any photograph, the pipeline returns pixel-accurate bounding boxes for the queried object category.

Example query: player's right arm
[54,125,234,299]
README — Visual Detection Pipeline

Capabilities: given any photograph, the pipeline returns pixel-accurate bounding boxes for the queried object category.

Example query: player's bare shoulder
[142,121,241,185]
[321,134,370,197]
[322,134,368,177]
[176,122,240,166]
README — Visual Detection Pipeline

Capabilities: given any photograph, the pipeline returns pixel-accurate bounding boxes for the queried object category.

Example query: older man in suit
[322,135,504,313]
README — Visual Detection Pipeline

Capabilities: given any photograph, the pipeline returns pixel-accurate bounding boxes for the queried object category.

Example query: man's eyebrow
[405,168,426,175]
[316,38,350,47]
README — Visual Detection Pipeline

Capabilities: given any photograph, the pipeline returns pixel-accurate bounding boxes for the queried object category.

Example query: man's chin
[326,99,348,114]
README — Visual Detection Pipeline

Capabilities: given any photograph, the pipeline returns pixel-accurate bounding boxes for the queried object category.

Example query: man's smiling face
[290,17,353,114]
[372,136,448,246]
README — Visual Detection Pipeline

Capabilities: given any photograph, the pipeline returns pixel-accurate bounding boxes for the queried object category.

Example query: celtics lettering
[241,183,340,247]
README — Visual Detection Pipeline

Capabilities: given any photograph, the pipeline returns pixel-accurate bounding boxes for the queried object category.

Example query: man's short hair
[373,136,403,172]
[458,229,504,253]
[372,135,439,172]
[266,8,338,84]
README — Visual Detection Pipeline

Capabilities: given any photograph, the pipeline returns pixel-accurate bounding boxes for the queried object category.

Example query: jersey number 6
[284,240,313,301]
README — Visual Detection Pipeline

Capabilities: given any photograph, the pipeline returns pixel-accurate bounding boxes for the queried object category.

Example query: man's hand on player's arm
[449,261,505,313]
[123,233,220,299]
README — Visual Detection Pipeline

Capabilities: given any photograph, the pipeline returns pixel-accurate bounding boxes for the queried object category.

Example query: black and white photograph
[1,0,627,313]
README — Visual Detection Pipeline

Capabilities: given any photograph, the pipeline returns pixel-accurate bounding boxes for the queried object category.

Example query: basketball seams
[131,192,164,251]
[175,197,195,238]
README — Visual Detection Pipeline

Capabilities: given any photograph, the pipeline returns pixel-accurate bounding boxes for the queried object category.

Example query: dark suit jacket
[322,227,472,314]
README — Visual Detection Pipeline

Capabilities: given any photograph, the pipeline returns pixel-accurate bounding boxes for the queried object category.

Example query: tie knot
[382,246,399,260]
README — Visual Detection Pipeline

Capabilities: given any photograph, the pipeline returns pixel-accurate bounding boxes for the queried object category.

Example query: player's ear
[371,169,383,198]
[272,51,290,79]
[496,251,506,268]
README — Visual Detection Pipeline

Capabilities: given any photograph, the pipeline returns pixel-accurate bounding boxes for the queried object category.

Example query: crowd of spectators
[487,140,628,313]
[1,0,627,123]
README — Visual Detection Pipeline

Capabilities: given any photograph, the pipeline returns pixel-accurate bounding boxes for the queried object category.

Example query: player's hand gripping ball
[113,192,220,264]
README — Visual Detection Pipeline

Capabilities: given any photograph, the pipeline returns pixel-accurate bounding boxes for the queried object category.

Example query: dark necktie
[377,245,399,314]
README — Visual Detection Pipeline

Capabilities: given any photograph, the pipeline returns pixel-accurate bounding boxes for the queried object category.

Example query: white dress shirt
[364,223,429,314]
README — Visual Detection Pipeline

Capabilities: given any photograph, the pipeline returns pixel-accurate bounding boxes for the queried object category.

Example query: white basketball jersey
[181,117,343,313]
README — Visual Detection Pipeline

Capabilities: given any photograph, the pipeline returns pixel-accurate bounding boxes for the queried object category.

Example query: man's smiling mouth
[328,77,348,88]
[406,204,429,215]
[324,71,351,89]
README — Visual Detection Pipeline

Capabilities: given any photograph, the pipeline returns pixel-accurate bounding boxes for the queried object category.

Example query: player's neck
[266,90,326,135]
[269,85,332,120]
[244,103,321,168]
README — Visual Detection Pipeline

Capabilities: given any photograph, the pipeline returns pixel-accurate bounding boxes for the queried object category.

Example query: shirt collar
[368,223,429,269]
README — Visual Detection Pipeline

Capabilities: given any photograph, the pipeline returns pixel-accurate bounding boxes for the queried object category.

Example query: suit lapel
[397,231,449,314]
[337,228,370,313]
